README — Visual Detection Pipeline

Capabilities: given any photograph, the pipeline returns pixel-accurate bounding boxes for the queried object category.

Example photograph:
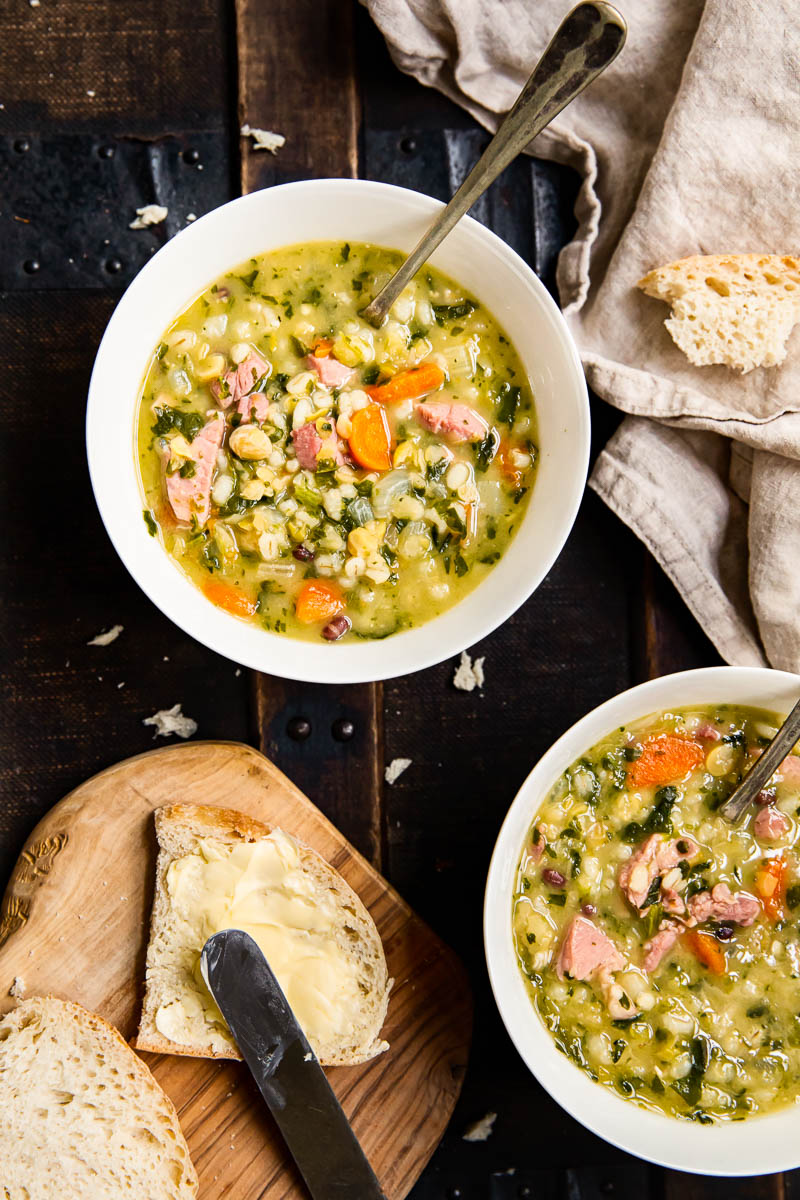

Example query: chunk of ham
[695,722,721,742]
[165,416,224,526]
[687,882,760,927]
[754,806,791,840]
[292,422,345,471]
[556,915,625,981]
[237,392,270,424]
[307,353,355,389]
[779,755,800,783]
[211,351,270,408]
[618,834,698,912]
[642,921,680,972]
[415,401,488,443]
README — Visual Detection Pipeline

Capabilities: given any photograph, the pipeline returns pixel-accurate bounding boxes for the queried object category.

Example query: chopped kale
[621,786,679,844]
[473,428,500,472]
[432,300,477,323]
[143,509,158,537]
[151,406,204,442]
[495,381,521,426]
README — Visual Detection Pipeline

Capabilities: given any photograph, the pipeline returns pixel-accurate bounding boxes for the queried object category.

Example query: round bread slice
[0,995,197,1199]
[134,803,392,1066]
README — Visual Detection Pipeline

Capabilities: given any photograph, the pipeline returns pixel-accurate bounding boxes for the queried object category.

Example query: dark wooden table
[0,2,788,1198]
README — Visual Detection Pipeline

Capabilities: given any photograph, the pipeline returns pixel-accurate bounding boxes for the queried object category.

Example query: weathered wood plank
[234,0,359,193]
[254,678,386,869]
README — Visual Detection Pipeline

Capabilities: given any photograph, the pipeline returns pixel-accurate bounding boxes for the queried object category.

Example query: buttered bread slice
[135,803,391,1065]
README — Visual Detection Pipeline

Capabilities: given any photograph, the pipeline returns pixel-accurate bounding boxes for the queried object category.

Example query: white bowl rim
[85,177,590,683]
[484,665,800,1175]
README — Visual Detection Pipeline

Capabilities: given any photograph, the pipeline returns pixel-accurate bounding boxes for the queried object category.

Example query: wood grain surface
[0,741,471,1200]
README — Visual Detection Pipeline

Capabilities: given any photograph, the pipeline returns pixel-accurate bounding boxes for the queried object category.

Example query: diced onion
[371,469,411,517]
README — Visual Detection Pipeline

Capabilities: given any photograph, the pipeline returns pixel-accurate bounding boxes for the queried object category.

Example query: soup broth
[136,241,537,642]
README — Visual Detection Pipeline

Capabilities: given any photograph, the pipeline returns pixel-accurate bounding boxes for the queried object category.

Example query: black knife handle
[202,929,387,1200]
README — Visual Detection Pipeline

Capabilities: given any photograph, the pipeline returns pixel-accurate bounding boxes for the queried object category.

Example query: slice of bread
[0,995,197,1199]
[637,253,800,372]
[135,803,391,1066]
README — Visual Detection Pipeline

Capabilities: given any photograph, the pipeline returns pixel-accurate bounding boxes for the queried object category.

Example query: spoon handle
[719,696,800,823]
[362,1,627,328]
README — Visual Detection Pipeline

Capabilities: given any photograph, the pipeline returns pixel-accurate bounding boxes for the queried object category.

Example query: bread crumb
[186,213,197,222]
[303,1051,313,1062]
[241,124,285,154]
[143,703,197,740]
[130,204,168,230]
[86,88,96,97]
[8,977,25,999]
[453,650,485,692]
[234,668,242,677]
[87,623,123,647]
[463,1112,496,1142]
[385,757,412,785]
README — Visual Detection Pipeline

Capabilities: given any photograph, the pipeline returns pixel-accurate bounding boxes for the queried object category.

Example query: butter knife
[200,928,386,1200]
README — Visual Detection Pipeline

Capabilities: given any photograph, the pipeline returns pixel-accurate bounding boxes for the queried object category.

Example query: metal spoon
[361,1,627,328]
[719,696,800,823]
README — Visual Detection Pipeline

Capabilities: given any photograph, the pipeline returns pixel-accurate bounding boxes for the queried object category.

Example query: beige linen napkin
[365,0,800,670]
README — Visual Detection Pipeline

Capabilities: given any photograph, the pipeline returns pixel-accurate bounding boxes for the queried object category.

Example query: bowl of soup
[485,666,800,1174]
[87,179,589,681]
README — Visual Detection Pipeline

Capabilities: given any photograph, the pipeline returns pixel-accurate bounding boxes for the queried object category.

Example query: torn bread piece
[0,996,197,1199]
[637,253,800,372]
[135,803,391,1066]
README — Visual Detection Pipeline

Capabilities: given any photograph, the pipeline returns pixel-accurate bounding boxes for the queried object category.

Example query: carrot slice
[755,855,788,920]
[498,438,526,488]
[628,735,704,790]
[365,362,445,405]
[685,930,726,975]
[311,338,333,358]
[203,580,257,618]
[295,579,345,624]
[348,402,393,470]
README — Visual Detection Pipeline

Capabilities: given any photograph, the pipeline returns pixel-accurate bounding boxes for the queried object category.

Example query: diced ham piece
[165,416,224,526]
[415,401,488,443]
[556,916,625,981]
[291,422,346,471]
[695,722,721,742]
[237,392,270,424]
[687,882,760,927]
[211,351,270,408]
[754,806,791,840]
[779,755,800,783]
[642,922,680,972]
[307,353,355,389]
[618,834,698,911]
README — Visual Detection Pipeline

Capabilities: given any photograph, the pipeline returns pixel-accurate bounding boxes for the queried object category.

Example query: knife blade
[200,928,387,1200]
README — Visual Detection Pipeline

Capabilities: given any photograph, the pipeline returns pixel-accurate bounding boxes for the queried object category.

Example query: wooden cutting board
[0,742,472,1199]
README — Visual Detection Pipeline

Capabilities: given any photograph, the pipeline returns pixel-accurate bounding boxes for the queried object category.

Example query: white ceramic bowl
[86,179,589,682]
[485,666,800,1175]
